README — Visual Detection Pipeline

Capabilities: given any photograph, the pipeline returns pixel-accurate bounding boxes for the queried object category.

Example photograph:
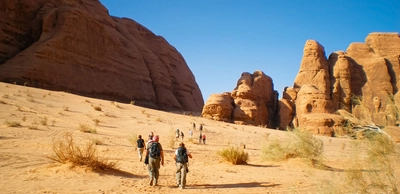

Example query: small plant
[22,116,27,122]
[130,101,135,105]
[93,106,102,111]
[40,117,48,126]
[92,139,103,145]
[127,134,138,148]
[28,124,39,130]
[4,121,21,127]
[93,119,100,126]
[168,128,176,149]
[78,124,97,133]
[217,146,249,165]
[48,132,118,170]
[85,99,91,103]
[155,117,163,122]
[63,106,69,111]
[141,109,146,114]
[2,94,9,98]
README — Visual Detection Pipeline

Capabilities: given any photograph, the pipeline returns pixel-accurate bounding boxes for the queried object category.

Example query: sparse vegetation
[40,116,48,126]
[78,124,97,133]
[93,106,102,111]
[63,106,69,111]
[0,100,6,104]
[127,134,138,148]
[262,129,324,166]
[319,133,399,194]
[22,116,27,122]
[28,123,39,130]
[130,101,135,105]
[4,120,22,127]
[168,128,176,148]
[48,132,117,170]
[217,146,249,165]
[93,119,100,126]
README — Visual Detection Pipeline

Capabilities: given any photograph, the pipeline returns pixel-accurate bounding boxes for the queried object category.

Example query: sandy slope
[0,82,399,194]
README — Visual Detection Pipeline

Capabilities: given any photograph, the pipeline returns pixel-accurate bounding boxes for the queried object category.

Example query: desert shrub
[262,129,324,166]
[78,124,97,133]
[93,106,102,111]
[318,133,398,194]
[217,146,249,165]
[48,132,117,170]
[93,119,100,126]
[168,127,176,148]
[40,116,48,126]
[4,120,21,127]
[63,106,69,111]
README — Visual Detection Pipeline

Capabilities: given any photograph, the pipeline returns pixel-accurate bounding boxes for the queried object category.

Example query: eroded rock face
[280,32,400,136]
[0,0,204,111]
[202,71,277,127]
[201,93,234,122]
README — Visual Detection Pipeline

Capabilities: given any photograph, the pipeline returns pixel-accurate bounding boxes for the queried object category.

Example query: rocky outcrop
[279,32,400,136]
[201,93,234,122]
[0,0,204,111]
[202,71,278,127]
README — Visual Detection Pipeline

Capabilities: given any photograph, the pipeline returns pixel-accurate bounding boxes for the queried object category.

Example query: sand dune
[0,82,399,194]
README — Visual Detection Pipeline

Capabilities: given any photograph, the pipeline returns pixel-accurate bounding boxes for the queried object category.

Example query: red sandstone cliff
[0,0,204,111]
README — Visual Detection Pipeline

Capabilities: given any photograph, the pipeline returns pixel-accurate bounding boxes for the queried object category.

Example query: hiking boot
[149,179,153,186]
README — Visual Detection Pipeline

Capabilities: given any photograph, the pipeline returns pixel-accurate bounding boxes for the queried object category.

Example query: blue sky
[99,0,400,102]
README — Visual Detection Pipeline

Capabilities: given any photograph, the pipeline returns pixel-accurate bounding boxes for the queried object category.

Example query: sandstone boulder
[0,0,204,111]
[201,93,234,122]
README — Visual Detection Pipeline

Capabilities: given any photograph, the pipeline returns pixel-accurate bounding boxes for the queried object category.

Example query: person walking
[202,134,206,145]
[192,123,196,131]
[175,128,180,140]
[148,131,154,141]
[180,131,184,142]
[137,135,146,161]
[174,142,193,190]
[145,135,164,186]
[189,129,193,138]
[199,124,203,132]
[198,132,202,144]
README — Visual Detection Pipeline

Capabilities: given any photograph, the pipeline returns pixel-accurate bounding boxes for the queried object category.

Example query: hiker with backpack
[174,142,193,190]
[202,134,206,145]
[148,131,154,141]
[144,135,164,186]
[137,135,146,162]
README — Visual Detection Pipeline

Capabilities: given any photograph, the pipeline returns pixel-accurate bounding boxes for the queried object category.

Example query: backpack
[149,142,160,159]
[176,147,188,163]
[137,139,144,148]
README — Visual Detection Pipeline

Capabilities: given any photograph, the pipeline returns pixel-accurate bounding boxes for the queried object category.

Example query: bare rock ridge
[0,0,204,111]
[203,33,400,137]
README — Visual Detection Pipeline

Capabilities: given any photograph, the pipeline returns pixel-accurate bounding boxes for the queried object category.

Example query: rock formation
[280,32,400,136]
[202,71,278,127]
[0,0,204,111]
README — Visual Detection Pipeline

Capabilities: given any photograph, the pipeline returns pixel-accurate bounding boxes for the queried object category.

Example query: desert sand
[0,82,399,194]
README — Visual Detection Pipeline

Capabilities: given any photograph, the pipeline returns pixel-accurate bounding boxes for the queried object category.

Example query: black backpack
[176,147,188,163]
[149,142,160,159]
[137,139,144,148]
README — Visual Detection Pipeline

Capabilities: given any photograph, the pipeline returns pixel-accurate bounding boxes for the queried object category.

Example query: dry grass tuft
[262,129,324,166]
[127,133,138,149]
[217,146,249,165]
[4,120,22,127]
[40,116,48,126]
[93,106,102,111]
[78,124,97,133]
[48,132,118,170]
[93,119,100,126]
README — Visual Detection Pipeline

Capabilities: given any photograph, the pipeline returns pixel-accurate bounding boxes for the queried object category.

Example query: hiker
[174,142,193,190]
[199,124,203,132]
[148,131,154,141]
[198,132,202,144]
[180,131,184,142]
[144,135,164,186]
[189,129,193,137]
[192,123,196,131]
[137,135,146,161]
[175,128,180,139]
[202,134,206,145]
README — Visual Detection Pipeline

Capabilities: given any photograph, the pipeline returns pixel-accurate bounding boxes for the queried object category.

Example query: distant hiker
[198,132,202,144]
[148,131,154,141]
[144,135,164,186]
[192,123,196,131]
[137,135,146,161]
[189,129,193,137]
[174,142,193,190]
[175,128,180,139]
[199,124,203,132]
[180,131,184,142]
[202,134,206,145]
